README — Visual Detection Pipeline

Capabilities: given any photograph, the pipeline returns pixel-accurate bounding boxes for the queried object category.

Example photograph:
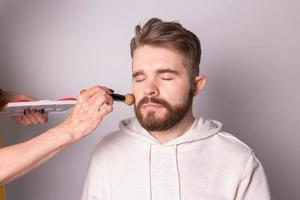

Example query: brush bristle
[124,94,135,105]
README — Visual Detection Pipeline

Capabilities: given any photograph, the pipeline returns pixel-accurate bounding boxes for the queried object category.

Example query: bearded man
[81,18,270,200]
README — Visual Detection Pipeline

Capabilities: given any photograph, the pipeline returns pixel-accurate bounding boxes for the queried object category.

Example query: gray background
[0,0,299,199]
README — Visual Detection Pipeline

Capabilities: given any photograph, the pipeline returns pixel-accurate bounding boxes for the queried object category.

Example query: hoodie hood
[119,117,222,146]
[82,117,270,200]
[119,117,223,200]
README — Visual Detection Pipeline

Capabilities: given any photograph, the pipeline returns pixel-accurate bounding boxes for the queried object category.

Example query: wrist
[0,91,14,103]
[0,89,7,108]
[49,124,76,148]
[0,89,6,101]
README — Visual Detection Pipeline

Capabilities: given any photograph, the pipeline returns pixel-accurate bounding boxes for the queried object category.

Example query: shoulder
[215,131,253,153]
[207,131,256,164]
[90,130,135,160]
[207,132,265,175]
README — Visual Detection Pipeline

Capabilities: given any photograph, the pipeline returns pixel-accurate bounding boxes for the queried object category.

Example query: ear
[192,75,206,96]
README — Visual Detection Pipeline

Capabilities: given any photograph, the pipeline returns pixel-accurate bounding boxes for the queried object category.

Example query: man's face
[132,45,193,131]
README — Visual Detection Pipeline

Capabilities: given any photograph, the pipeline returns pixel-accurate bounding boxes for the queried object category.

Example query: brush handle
[110,93,125,101]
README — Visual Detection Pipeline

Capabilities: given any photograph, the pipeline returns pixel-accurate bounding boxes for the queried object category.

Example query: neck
[150,109,195,144]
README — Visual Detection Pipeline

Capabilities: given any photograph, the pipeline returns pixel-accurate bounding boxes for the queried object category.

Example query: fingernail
[80,89,86,95]
[41,109,45,114]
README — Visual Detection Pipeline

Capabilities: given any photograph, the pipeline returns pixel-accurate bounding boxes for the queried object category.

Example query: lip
[142,103,163,110]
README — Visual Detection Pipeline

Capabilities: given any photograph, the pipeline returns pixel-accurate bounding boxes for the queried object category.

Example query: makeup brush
[80,90,135,106]
[110,93,135,106]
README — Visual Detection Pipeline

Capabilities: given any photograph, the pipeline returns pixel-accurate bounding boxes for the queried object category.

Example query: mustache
[136,97,172,110]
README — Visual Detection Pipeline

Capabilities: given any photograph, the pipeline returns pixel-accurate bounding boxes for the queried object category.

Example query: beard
[134,91,193,132]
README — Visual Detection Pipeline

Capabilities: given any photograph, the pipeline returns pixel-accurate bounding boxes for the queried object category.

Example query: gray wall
[0,0,299,199]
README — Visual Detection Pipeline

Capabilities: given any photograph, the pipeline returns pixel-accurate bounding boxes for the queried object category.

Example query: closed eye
[132,71,146,82]
[135,79,145,82]
[160,73,175,81]
[134,76,146,82]
[161,77,173,81]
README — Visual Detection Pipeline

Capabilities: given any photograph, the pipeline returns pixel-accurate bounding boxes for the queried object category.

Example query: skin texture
[0,86,113,184]
[132,45,206,144]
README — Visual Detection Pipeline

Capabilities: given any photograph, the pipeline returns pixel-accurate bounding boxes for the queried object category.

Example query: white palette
[0,100,76,116]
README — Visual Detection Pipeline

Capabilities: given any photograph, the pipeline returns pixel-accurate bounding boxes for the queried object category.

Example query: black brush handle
[110,93,125,102]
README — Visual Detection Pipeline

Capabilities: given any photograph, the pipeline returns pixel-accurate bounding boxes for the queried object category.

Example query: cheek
[161,82,191,103]
[132,83,143,104]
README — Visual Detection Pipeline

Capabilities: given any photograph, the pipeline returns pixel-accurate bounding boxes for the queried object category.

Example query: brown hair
[130,18,201,78]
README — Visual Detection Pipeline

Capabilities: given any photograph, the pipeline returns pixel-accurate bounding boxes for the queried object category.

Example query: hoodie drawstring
[149,144,152,200]
[175,144,182,200]
[149,144,182,200]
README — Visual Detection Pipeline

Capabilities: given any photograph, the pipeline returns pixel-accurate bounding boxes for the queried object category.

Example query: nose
[143,81,159,98]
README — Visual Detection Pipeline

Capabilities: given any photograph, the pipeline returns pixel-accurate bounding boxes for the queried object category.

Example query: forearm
[4,147,63,184]
[0,86,113,185]
[0,125,73,185]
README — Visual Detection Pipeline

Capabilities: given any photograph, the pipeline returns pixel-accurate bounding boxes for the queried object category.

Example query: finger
[91,91,115,112]
[24,110,38,124]
[90,94,107,112]
[97,104,113,117]
[77,87,112,114]
[25,110,40,125]
[75,89,93,111]
[80,87,113,95]
[102,87,115,94]
[89,92,113,107]
[33,111,48,124]
[80,89,86,95]
[81,86,103,99]
[17,115,31,126]
[106,94,114,106]
[94,86,114,94]
[13,116,26,126]
[39,110,48,123]
[81,86,113,99]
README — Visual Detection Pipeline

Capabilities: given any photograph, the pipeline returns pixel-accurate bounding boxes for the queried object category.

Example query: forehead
[132,45,187,73]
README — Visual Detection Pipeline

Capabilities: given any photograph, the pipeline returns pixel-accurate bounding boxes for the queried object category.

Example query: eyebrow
[132,70,145,78]
[156,68,179,75]
[132,68,179,78]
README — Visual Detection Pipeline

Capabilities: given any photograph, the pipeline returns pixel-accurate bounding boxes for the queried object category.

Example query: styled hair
[130,18,201,78]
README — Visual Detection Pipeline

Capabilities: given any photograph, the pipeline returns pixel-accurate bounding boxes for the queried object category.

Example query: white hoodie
[81,117,270,200]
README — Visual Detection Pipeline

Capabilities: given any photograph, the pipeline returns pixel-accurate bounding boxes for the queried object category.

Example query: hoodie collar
[119,117,222,146]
